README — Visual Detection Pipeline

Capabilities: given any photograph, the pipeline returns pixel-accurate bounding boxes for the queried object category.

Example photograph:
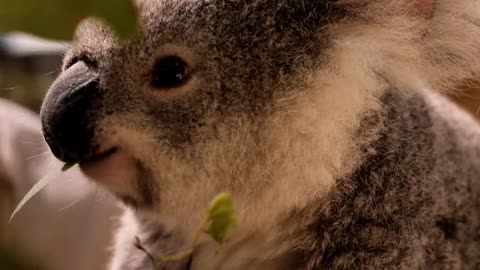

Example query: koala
[40,0,480,269]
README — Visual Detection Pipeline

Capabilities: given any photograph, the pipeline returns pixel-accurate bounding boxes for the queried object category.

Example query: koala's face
[41,0,345,212]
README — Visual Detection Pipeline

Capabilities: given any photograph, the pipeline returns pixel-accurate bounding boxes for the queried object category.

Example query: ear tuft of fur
[332,0,480,94]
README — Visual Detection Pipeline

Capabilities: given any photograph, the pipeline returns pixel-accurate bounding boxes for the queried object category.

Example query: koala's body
[40,0,480,269]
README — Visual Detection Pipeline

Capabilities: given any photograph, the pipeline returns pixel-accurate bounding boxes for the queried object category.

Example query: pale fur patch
[109,210,141,270]
[333,0,480,93]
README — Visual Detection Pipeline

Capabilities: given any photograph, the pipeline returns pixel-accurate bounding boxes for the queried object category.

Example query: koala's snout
[40,61,101,163]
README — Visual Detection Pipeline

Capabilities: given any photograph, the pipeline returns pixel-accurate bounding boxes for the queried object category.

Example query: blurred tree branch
[0,0,137,40]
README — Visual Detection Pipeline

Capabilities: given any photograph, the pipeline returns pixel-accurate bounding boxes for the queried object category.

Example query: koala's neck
[191,79,411,270]
[235,73,386,227]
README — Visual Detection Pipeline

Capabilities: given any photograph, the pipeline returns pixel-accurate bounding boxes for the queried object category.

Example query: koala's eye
[151,56,190,89]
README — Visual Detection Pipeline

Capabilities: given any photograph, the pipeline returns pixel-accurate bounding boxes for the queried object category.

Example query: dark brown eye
[151,56,189,89]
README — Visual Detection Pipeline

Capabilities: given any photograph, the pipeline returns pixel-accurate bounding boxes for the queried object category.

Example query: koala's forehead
[73,0,344,66]
[137,0,341,47]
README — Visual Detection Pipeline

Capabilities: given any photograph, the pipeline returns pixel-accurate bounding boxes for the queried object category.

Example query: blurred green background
[0,33,66,112]
[0,33,58,266]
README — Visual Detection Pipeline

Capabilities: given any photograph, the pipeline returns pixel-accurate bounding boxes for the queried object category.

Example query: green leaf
[155,249,193,262]
[151,192,237,263]
[204,192,237,245]
[0,247,40,270]
[0,0,137,40]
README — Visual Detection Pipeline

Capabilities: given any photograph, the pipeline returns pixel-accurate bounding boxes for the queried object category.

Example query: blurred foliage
[0,0,139,111]
[0,53,62,111]
[0,0,137,40]
[0,246,40,270]
[0,0,139,265]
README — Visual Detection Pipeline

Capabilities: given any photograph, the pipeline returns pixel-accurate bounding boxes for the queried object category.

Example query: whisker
[25,151,50,161]
[11,115,37,125]
[20,140,47,145]
[41,71,58,77]
[0,86,18,91]
[58,198,83,211]
[48,159,60,169]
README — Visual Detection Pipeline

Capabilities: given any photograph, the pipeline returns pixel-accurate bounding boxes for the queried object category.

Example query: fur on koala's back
[299,89,480,270]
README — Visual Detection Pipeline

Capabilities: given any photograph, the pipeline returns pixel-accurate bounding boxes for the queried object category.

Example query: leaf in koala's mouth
[9,162,79,222]
[61,162,78,172]
[80,148,118,166]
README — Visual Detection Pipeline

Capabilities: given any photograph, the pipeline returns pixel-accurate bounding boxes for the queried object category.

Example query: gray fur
[67,0,346,150]
[111,90,480,270]
[301,90,480,269]
[40,0,480,269]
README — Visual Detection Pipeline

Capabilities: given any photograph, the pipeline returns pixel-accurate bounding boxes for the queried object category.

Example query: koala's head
[40,0,480,226]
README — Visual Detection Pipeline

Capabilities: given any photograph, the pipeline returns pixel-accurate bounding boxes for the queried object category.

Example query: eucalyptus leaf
[61,162,77,172]
[149,193,237,263]
[9,172,56,223]
[0,0,137,40]
[204,192,237,245]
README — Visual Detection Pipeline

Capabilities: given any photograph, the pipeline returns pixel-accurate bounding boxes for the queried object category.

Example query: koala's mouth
[79,146,139,190]
[81,147,118,165]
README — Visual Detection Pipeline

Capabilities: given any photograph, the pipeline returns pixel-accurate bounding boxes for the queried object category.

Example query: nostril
[64,54,98,70]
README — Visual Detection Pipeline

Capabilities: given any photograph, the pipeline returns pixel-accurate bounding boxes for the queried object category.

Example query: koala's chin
[79,149,139,196]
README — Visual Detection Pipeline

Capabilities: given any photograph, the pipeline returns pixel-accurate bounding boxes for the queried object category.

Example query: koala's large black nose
[40,61,101,163]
